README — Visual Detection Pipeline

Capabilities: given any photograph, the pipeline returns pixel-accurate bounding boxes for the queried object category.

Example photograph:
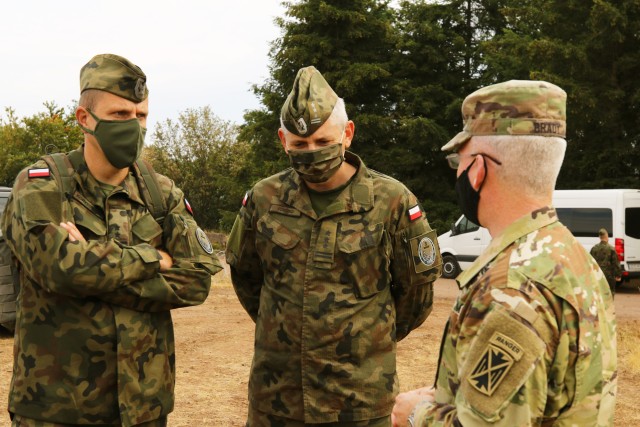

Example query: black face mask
[455,158,482,226]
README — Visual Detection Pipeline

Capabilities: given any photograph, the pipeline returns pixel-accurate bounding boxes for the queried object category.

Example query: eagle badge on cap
[135,78,146,100]
[294,117,308,135]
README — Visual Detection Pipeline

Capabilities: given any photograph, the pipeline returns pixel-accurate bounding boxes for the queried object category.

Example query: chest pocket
[132,213,163,247]
[337,222,391,298]
[255,213,301,281]
[72,201,107,242]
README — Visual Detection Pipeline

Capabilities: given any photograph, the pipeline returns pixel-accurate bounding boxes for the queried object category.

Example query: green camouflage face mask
[288,138,345,184]
[81,109,146,169]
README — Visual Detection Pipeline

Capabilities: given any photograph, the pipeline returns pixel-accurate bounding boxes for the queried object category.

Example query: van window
[556,208,612,237]
[455,216,479,235]
[626,208,640,239]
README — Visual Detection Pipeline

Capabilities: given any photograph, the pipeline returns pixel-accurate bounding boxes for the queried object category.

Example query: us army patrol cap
[281,66,339,136]
[80,54,148,102]
[442,80,566,152]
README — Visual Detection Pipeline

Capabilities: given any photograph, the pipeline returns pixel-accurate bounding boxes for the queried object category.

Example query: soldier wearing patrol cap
[393,80,617,426]
[1,53,222,426]
[226,66,442,426]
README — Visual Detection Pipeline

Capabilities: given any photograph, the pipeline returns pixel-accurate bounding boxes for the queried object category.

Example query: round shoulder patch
[195,227,214,254]
[418,236,436,266]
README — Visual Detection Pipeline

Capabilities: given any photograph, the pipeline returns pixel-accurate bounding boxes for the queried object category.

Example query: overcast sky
[1,1,286,132]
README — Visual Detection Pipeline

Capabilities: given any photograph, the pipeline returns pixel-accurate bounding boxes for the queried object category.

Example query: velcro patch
[468,332,522,396]
[408,230,440,273]
[408,204,422,221]
[196,227,213,254]
[28,168,50,178]
[185,198,194,216]
[460,304,545,421]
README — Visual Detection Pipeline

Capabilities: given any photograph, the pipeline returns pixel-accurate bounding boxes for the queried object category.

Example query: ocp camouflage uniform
[226,152,442,424]
[1,146,222,426]
[590,241,621,295]
[411,207,617,426]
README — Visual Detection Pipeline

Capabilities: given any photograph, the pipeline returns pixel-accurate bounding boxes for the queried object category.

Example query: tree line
[1,0,639,233]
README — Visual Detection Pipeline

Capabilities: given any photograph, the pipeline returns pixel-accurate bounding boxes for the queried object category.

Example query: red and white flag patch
[28,168,51,178]
[185,198,194,215]
[408,204,422,221]
[242,191,249,207]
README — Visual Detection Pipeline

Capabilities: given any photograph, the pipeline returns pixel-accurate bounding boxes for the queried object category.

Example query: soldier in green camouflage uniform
[590,228,622,297]
[1,54,222,427]
[393,80,617,426]
[226,66,442,426]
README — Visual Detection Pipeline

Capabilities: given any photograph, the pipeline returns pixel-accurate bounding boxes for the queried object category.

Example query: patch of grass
[618,320,640,375]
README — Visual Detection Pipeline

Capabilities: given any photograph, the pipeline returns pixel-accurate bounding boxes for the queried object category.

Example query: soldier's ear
[470,155,486,191]
[278,128,289,153]
[76,107,90,130]
[343,120,355,149]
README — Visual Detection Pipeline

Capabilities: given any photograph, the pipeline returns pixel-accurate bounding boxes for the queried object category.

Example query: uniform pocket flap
[74,206,107,237]
[338,222,384,254]
[132,214,163,242]
[256,214,300,249]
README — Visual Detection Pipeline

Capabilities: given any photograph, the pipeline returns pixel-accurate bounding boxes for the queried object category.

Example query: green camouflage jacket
[590,241,622,284]
[1,147,221,426]
[412,207,617,426]
[226,152,442,423]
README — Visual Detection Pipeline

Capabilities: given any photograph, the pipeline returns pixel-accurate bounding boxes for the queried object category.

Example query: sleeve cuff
[122,245,161,283]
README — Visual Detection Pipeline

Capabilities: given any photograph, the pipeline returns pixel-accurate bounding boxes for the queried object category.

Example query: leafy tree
[482,0,640,188]
[149,106,251,231]
[241,0,398,182]
[0,103,82,186]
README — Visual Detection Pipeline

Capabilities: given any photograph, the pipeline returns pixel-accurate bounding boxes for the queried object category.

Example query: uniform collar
[278,151,374,219]
[72,146,146,207]
[456,206,560,288]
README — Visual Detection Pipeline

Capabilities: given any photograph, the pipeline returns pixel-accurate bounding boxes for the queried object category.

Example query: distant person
[1,53,222,426]
[226,66,442,426]
[392,80,616,426]
[590,228,622,297]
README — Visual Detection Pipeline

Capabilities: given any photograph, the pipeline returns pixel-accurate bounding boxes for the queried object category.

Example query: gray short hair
[474,135,567,197]
[78,89,105,110]
[280,98,348,135]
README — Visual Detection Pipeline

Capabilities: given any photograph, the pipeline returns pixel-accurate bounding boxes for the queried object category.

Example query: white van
[437,189,640,289]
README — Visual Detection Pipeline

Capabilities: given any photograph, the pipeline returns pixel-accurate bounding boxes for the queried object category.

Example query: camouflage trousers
[11,415,168,427]
[246,407,391,427]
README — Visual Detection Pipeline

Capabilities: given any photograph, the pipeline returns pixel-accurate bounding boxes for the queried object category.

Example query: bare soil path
[0,276,637,426]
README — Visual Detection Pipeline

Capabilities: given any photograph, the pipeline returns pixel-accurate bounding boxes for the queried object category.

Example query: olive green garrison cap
[281,66,339,137]
[442,80,566,152]
[80,53,148,103]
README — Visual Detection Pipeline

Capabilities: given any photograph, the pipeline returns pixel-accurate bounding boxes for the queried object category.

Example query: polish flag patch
[28,168,50,178]
[408,204,422,221]
[242,191,249,207]
[185,198,194,215]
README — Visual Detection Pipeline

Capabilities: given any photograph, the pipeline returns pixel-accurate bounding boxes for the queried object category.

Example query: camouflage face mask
[80,109,146,169]
[288,136,345,184]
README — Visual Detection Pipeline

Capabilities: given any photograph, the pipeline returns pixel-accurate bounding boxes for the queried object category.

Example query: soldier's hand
[60,221,86,243]
[157,249,174,271]
[392,387,435,427]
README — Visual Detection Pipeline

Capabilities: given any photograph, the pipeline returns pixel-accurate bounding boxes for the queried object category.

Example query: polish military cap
[442,80,566,152]
[281,66,339,136]
[80,53,148,103]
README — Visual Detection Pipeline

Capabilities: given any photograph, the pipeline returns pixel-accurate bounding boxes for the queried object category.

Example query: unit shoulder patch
[196,227,214,254]
[459,305,546,420]
[408,229,441,273]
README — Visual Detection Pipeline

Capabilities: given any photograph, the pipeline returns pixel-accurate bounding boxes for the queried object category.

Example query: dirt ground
[0,271,638,426]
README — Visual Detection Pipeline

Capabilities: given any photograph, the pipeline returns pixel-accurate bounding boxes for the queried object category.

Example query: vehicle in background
[438,189,640,290]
